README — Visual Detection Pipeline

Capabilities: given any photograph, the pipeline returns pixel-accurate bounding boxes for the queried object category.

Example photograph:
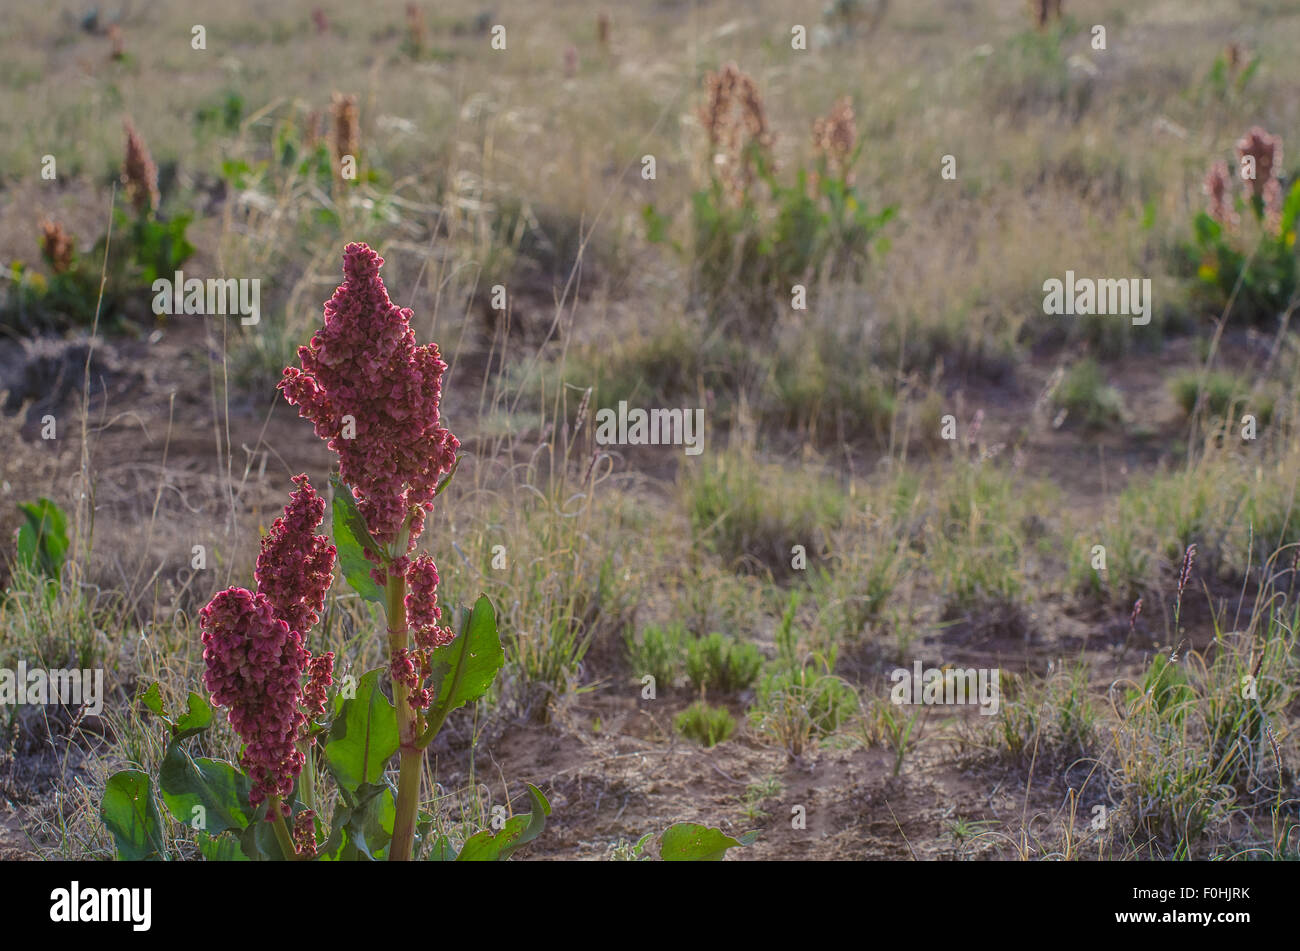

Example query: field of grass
[1,0,1298,863]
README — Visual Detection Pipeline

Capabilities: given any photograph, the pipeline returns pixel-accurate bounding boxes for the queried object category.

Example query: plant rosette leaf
[319,781,396,861]
[455,784,550,861]
[324,667,399,793]
[329,473,386,603]
[659,822,757,861]
[158,742,255,837]
[101,770,167,861]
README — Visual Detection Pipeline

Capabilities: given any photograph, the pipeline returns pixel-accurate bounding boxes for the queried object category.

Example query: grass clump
[685,632,763,694]
[674,701,737,747]
[623,622,688,688]
[1053,358,1124,430]
[682,449,845,578]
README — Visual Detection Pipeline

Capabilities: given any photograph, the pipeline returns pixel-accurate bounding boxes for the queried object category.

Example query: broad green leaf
[425,595,505,735]
[238,805,290,861]
[320,782,395,861]
[455,784,550,861]
[173,692,214,739]
[324,668,398,792]
[158,743,254,837]
[101,770,167,861]
[659,822,757,861]
[329,475,385,603]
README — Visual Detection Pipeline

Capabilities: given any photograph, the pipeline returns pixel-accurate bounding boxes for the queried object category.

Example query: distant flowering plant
[646,65,894,334]
[101,243,547,863]
[4,120,195,333]
[1188,125,1300,324]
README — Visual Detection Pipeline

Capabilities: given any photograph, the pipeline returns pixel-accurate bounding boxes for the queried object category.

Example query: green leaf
[329,474,385,603]
[659,822,756,861]
[101,770,167,861]
[455,784,550,861]
[424,595,505,738]
[433,455,462,499]
[1279,180,1300,238]
[197,832,249,861]
[139,682,166,720]
[173,692,214,739]
[158,743,254,837]
[15,498,69,578]
[427,835,459,861]
[320,782,395,861]
[237,803,289,861]
[324,668,398,792]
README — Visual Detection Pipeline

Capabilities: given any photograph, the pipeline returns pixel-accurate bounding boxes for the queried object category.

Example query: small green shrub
[1170,370,1272,426]
[685,632,763,693]
[749,658,858,756]
[624,622,689,687]
[1053,358,1124,429]
[675,701,737,747]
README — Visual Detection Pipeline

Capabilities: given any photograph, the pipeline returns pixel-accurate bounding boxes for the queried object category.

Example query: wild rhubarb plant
[2,119,194,334]
[644,66,894,334]
[1187,126,1300,324]
[101,243,547,861]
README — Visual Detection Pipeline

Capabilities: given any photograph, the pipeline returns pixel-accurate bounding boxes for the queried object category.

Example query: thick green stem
[270,800,302,861]
[387,569,421,861]
[300,741,317,814]
[392,747,423,858]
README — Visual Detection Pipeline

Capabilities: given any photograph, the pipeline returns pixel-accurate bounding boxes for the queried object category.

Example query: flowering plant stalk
[100,244,547,862]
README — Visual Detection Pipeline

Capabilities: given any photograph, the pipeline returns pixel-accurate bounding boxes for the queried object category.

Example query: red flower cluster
[292,809,318,858]
[406,554,452,645]
[200,589,309,815]
[385,556,456,709]
[279,243,460,563]
[1203,160,1238,228]
[122,118,159,215]
[200,475,337,816]
[1235,126,1284,229]
[302,651,335,724]
[1236,126,1282,200]
[255,474,337,639]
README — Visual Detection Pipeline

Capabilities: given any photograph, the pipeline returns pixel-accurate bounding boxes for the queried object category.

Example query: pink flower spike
[255,474,337,639]
[279,243,460,551]
[200,587,309,814]
[301,651,335,726]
